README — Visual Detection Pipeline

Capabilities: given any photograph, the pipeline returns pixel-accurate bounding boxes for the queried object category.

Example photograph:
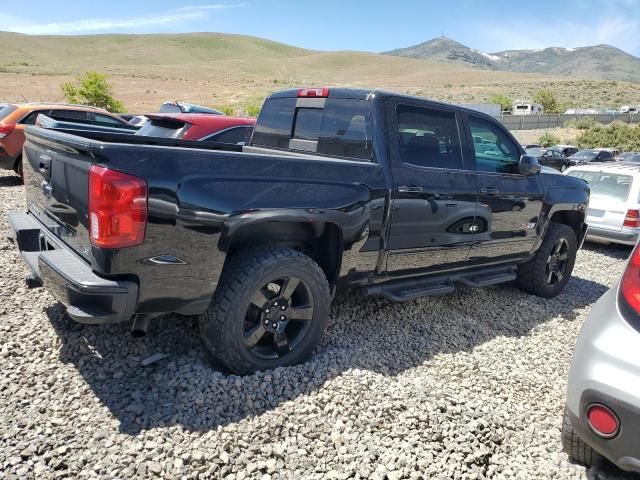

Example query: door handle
[480,186,499,196]
[398,185,423,193]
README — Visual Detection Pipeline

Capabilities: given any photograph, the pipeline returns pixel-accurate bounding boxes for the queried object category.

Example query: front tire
[199,246,331,375]
[562,408,605,468]
[560,164,567,172]
[516,222,577,298]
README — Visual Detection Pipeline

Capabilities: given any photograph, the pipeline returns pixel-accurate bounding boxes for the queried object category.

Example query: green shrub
[533,89,562,113]
[565,117,599,130]
[61,71,126,113]
[489,93,513,112]
[538,131,561,147]
[217,105,235,116]
[243,100,263,117]
[576,122,640,151]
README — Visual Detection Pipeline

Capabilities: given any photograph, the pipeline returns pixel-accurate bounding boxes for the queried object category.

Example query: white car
[564,163,640,245]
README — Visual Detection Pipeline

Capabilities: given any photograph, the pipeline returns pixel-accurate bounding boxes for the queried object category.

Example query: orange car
[0,103,128,179]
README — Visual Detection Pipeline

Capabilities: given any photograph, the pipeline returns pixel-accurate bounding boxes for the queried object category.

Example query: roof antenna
[21,94,28,103]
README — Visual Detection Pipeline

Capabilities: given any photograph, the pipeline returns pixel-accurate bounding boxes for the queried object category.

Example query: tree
[533,89,562,113]
[61,71,126,113]
[538,131,561,147]
[489,93,513,112]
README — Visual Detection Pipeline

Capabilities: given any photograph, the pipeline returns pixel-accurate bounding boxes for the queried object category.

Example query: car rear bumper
[7,210,138,324]
[565,286,640,472]
[586,225,638,246]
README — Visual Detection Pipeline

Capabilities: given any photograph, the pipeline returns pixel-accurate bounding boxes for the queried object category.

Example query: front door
[465,115,543,265]
[386,101,478,276]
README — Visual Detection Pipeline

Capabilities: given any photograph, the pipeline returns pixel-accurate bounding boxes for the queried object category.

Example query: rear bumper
[7,210,138,324]
[586,225,638,246]
[566,286,640,473]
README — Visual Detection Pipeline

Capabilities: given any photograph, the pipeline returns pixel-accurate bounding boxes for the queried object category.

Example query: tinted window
[136,118,190,138]
[469,117,520,174]
[396,105,463,169]
[597,151,613,160]
[20,110,51,125]
[205,126,253,144]
[251,97,372,161]
[50,110,89,121]
[93,113,125,125]
[293,108,322,140]
[317,99,372,160]
[0,104,17,121]
[251,97,297,149]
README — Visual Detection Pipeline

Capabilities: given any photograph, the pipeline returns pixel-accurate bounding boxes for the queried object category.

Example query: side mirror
[519,154,541,176]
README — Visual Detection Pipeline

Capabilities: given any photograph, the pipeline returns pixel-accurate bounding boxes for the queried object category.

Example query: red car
[137,113,256,144]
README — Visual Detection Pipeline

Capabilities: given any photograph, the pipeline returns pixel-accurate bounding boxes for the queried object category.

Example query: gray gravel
[0,168,636,479]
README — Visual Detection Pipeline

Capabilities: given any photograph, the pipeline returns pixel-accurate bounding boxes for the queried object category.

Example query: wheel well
[550,210,585,238]
[226,221,342,285]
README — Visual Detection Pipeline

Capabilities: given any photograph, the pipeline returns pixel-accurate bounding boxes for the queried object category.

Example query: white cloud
[5,4,244,35]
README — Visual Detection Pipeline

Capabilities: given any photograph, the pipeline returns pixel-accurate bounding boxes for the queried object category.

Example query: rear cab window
[567,170,633,203]
[251,94,373,162]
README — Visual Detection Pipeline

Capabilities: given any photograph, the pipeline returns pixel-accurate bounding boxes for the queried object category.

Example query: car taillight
[623,209,640,228]
[0,124,15,139]
[621,243,640,313]
[297,88,329,98]
[586,404,619,438]
[88,165,147,248]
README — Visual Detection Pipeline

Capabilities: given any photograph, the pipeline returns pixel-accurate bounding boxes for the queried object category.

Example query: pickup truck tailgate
[22,127,94,262]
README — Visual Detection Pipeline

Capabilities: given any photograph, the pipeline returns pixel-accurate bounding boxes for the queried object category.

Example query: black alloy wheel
[545,238,570,286]
[243,276,314,359]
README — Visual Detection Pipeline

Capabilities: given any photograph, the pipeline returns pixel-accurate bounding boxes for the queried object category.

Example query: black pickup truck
[8,88,589,374]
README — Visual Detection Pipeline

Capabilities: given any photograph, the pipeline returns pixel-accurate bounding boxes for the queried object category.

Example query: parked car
[0,103,129,180]
[565,163,640,245]
[535,148,572,172]
[159,101,224,115]
[615,152,640,162]
[521,143,541,149]
[568,149,616,166]
[136,113,255,144]
[554,144,579,158]
[563,241,640,473]
[8,87,588,374]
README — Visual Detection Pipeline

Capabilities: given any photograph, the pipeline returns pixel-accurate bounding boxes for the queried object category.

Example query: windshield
[0,104,17,121]
[568,170,633,202]
[525,148,544,157]
[572,150,597,159]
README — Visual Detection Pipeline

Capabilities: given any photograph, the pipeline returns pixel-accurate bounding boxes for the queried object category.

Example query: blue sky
[1,0,639,56]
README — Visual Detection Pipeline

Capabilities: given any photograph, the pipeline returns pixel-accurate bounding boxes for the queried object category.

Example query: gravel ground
[0,168,637,480]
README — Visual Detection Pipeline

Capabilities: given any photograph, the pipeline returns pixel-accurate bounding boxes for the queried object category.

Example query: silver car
[563,243,640,472]
[565,164,640,246]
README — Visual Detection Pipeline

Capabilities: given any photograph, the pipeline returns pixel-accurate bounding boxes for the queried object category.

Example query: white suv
[565,163,640,246]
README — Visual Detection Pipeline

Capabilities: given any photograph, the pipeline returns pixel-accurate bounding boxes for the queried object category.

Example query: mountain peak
[384,37,640,82]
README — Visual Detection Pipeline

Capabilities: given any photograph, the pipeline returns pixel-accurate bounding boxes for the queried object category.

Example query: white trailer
[512,101,544,115]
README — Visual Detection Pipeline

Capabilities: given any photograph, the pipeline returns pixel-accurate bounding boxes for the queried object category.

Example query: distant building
[620,105,639,114]
[458,103,501,117]
[565,108,599,115]
[512,101,544,115]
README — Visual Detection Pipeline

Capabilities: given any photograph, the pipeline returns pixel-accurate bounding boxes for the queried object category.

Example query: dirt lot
[0,168,636,479]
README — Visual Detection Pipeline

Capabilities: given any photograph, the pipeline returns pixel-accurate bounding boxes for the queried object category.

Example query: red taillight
[88,165,147,248]
[586,404,619,437]
[297,88,329,98]
[0,124,15,139]
[621,243,640,312]
[624,209,640,228]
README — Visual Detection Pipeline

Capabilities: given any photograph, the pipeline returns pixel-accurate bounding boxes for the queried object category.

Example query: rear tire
[562,407,605,468]
[199,246,331,375]
[516,222,577,298]
[14,156,23,183]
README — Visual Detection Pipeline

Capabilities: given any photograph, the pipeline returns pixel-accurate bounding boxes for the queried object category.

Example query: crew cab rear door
[385,99,478,275]
[462,114,544,264]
